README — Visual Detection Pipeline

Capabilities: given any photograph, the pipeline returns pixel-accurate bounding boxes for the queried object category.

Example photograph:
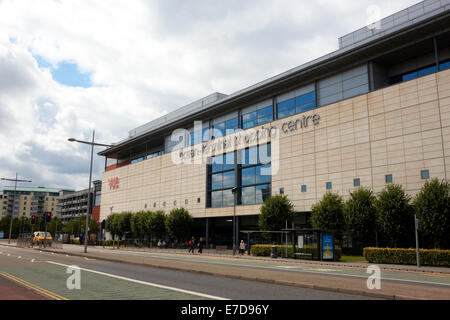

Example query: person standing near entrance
[239,240,246,255]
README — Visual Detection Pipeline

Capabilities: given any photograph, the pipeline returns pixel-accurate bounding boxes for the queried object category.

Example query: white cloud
[0,0,422,190]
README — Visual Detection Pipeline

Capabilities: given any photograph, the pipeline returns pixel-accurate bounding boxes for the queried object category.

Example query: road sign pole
[415,215,420,268]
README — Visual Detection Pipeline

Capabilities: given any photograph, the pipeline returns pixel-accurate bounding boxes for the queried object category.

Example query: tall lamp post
[68,130,113,253]
[1,174,32,244]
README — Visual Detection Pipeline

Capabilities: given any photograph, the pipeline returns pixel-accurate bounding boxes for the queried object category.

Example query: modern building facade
[57,180,102,224]
[98,1,450,246]
[1,187,63,218]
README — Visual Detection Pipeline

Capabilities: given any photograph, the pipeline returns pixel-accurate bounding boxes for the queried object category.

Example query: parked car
[33,231,53,246]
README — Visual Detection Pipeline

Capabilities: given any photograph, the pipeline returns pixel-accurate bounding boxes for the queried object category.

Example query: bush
[250,244,341,260]
[364,247,450,266]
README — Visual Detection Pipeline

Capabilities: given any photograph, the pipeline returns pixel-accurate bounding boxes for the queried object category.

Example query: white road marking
[17,256,21,259]
[31,259,35,262]
[46,261,229,300]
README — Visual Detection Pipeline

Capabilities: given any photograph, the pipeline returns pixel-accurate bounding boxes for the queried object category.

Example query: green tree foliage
[105,214,115,238]
[48,217,63,236]
[149,211,166,239]
[88,219,99,234]
[413,178,450,249]
[130,211,150,238]
[310,192,345,231]
[64,217,85,236]
[344,188,377,247]
[258,195,295,231]
[165,208,193,242]
[376,184,414,248]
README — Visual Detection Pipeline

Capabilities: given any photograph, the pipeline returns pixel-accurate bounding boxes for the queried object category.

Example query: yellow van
[33,231,53,246]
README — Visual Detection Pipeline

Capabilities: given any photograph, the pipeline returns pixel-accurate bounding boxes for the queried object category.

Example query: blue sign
[322,234,334,260]
[0,231,4,239]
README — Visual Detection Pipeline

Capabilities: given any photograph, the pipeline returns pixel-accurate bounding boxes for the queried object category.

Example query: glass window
[301,185,307,193]
[256,184,271,204]
[277,98,295,119]
[242,112,257,130]
[223,153,235,171]
[202,127,210,142]
[354,178,360,187]
[212,122,225,139]
[211,173,223,190]
[257,106,273,125]
[211,155,223,173]
[241,186,255,205]
[222,189,234,207]
[211,191,223,208]
[385,174,393,184]
[242,147,258,167]
[222,171,235,189]
[226,118,239,134]
[402,72,417,82]
[326,182,332,190]
[256,164,271,184]
[418,65,436,77]
[421,170,430,180]
[242,167,256,186]
[440,61,450,71]
[295,91,316,113]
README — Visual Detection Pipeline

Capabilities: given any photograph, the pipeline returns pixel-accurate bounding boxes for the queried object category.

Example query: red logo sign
[109,177,119,190]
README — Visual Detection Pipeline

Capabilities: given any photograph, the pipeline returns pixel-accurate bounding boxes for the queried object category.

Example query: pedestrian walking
[239,240,246,255]
[188,236,196,254]
[198,237,204,254]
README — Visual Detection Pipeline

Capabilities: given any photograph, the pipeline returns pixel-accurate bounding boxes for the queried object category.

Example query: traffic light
[31,215,36,225]
[45,212,52,223]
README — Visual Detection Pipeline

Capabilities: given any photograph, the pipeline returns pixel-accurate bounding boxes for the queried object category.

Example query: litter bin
[271,246,278,259]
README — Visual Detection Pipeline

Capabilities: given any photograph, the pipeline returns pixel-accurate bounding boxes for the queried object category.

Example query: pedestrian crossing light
[45,212,52,223]
[31,215,36,225]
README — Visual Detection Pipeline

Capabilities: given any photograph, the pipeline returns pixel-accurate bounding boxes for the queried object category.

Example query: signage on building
[179,113,321,161]
[108,177,119,190]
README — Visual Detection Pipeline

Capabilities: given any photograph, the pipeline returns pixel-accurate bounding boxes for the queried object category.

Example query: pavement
[10,243,448,300]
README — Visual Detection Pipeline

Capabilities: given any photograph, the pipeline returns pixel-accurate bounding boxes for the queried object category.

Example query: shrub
[364,247,450,266]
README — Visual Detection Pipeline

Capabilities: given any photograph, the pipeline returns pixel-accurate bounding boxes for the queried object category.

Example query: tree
[165,208,193,242]
[48,217,63,236]
[310,192,345,231]
[130,211,151,239]
[88,219,99,235]
[344,188,377,247]
[413,178,450,249]
[148,211,166,240]
[105,214,115,239]
[376,184,414,248]
[258,195,295,231]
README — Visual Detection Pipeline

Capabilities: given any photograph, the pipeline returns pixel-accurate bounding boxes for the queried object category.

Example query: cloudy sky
[0,0,421,192]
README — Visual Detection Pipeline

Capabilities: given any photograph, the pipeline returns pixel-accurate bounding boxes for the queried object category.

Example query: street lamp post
[1,174,32,244]
[68,130,113,253]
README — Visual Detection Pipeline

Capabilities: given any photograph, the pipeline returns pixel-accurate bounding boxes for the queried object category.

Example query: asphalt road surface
[0,245,378,300]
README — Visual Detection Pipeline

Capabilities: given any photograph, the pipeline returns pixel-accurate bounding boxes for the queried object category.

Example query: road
[0,245,377,300]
